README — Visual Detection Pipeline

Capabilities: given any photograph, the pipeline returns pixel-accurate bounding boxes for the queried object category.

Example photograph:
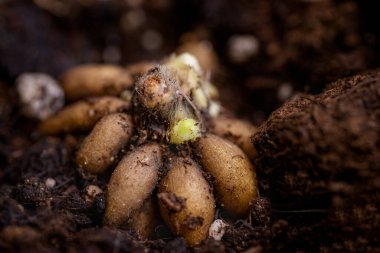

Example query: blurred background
[0,0,379,122]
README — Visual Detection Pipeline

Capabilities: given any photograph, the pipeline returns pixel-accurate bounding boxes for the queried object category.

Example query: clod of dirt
[12,177,52,208]
[157,192,185,212]
[252,70,380,250]
[250,197,271,229]
[253,70,380,207]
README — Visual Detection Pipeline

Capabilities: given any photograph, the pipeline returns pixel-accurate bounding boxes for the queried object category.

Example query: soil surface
[0,0,379,252]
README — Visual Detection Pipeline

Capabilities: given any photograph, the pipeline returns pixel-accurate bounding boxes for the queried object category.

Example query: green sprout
[168,118,201,144]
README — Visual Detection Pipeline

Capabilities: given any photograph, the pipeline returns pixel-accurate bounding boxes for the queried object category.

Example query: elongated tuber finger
[158,157,215,246]
[196,134,257,217]
[128,197,159,240]
[60,64,133,101]
[38,96,129,135]
[104,143,162,226]
[76,113,134,174]
[211,116,257,159]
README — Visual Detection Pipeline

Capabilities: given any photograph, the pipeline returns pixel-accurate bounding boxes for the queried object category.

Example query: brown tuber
[158,157,215,246]
[196,134,257,217]
[60,64,133,101]
[211,116,258,159]
[104,143,162,226]
[128,197,159,240]
[34,51,262,248]
[76,113,134,174]
[38,96,129,135]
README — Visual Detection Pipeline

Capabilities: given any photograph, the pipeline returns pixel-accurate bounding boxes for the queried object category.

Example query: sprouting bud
[165,53,202,75]
[185,67,202,92]
[203,82,219,99]
[169,118,201,144]
[135,66,177,110]
[120,89,133,103]
[192,87,208,109]
[164,53,205,97]
[208,101,221,118]
[168,101,201,144]
[134,59,206,145]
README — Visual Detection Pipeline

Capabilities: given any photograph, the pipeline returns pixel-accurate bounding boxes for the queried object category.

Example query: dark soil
[1,0,380,252]
[253,70,380,252]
